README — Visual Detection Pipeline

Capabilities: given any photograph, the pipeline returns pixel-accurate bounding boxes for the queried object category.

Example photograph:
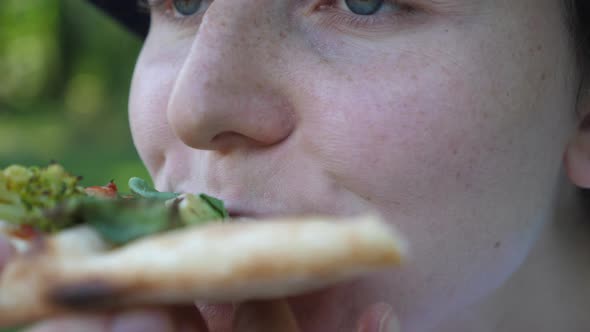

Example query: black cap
[87,0,150,37]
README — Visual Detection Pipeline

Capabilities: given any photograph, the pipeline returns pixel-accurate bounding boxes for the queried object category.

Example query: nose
[166,1,295,152]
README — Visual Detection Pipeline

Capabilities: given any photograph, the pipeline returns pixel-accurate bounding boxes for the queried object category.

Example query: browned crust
[0,215,405,328]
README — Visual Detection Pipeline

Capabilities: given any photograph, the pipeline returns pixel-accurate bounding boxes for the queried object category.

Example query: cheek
[302,48,565,225]
[298,46,568,322]
[129,43,184,178]
[300,57,486,211]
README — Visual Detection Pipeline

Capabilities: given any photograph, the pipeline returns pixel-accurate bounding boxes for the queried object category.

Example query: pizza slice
[0,164,406,328]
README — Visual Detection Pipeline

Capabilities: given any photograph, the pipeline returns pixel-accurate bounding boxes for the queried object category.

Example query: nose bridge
[200,0,281,61]
[167,0,293,151]
[191,2,276,91]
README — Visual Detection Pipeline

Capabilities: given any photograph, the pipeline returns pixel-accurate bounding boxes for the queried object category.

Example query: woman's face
[129,0,579,330]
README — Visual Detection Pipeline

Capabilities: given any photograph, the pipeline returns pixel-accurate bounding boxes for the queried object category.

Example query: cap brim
[87,0,150,38]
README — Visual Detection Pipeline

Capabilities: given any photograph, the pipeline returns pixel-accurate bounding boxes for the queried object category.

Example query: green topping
[199,193,229,219]
[0,164,85,232]
[84,193,228,245]
[176,193,226,226]
[83,198,173,245]
[128,177,179,200]
[0,165,230,245]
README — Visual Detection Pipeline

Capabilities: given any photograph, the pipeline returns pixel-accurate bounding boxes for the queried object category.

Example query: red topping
[85,181,119,198]
[106,181,118,192]
[10,224,40,240]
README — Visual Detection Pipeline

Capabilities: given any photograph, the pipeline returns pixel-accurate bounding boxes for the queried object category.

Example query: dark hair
[566,0,590,82]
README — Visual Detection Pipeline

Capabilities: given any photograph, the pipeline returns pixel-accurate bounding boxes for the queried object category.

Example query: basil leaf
[199,193,229,218]
[82,198,173,245]
[128,177,178,200]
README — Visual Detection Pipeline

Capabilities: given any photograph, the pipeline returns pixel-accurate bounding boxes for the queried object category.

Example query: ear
[565,102,590,188]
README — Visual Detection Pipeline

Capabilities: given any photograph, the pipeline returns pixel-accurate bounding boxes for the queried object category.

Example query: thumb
[233,300,299,332]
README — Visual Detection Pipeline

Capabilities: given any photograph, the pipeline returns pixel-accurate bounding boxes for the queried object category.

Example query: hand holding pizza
[22,300,300,332]
[0,224,301,332]
[0,223,401,332]
[0,165,404,331]
[21,299,400,332]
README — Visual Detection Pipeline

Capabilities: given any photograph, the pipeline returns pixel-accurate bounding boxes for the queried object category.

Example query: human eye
[312,0,416,30]
[341,0,389,16]
[137,0,209,23]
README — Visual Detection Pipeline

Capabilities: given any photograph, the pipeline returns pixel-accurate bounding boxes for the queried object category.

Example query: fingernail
[111,310,175,332]
[379,306,400,332]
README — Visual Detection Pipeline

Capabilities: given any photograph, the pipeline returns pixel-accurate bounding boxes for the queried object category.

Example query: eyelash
[137,0,204,24]
[137,0,416,30]
[315,1,415,30]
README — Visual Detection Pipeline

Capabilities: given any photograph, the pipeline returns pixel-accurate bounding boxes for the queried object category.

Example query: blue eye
[173,0,202,16]
[345,0,384,15]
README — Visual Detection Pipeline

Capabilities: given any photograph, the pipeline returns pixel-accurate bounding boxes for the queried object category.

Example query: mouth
[225,205,300,220]
[224,201,361,221]
[225,209,259,219]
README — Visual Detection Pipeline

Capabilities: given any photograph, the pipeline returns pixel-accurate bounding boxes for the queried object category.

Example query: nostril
[211,131,266,153]
[211,131,241,143]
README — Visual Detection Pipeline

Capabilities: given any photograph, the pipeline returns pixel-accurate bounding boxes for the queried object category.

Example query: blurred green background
[0,0,150,192]
[1,1,148,330]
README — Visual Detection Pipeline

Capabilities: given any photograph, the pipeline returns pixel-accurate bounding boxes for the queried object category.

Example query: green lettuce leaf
[199,193,229,219]
[128,177,179,200]
[82,198,174,245]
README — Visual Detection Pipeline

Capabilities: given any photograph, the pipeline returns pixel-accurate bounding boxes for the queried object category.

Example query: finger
[0,234,15,272]
[25,306,209,332]
[356,302,400,332]
[25,315,110,332]
[110,308,180,332]
[233,300,299,332]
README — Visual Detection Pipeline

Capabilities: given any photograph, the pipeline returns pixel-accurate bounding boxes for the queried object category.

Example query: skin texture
[3,0,590,331]
[128,0,590,330]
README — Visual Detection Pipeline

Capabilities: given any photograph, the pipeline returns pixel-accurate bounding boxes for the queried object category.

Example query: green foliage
[0,0,150,187]
[0,2,150,328]
[84,197,174,245]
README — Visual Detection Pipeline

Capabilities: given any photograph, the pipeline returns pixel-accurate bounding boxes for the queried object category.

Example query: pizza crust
[0,214,405,327]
